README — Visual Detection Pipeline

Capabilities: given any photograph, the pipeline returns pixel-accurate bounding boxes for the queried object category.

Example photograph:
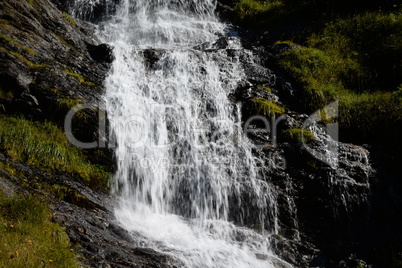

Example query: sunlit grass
[0,191,81,267]
[0,115,110,189]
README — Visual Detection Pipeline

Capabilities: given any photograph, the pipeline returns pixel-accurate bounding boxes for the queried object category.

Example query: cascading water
[76,0,290,267]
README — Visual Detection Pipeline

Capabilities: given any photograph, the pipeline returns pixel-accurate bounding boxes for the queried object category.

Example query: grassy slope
[0,115,110,189]
[0,191,81,267]
[229,0,402,143]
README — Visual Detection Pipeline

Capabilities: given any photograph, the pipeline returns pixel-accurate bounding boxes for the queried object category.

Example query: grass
[56,98,84,110]
[0,89,14,99]
[62,12,77,27]
[0,191,81,267]
[231,0,286,28]
[0,115,110,189]
[276,10,402,141]
[64,67,95,87]
[250,98,285,117]
[283,128,316,144]
[234,0,284,20]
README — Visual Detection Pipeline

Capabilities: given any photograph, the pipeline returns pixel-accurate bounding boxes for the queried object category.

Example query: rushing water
[75,0,289,267]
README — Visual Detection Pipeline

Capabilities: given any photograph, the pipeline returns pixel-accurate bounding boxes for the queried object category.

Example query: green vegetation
[276,11,402,140]
[0,89,14,99]
[50,31,77,50]
[62,12,77,27]
[56,98,84,110]
[0,191,80,267]
[64,67,95,87]
[0,47,44,68]
[0,115,110,189]
[229,0,401,28]
[283,128,316,144]
[233,0,284,21]
[250,98,285,117]
[0,33,36,55]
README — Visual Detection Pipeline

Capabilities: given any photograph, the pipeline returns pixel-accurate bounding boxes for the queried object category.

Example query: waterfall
[76,0,289,267]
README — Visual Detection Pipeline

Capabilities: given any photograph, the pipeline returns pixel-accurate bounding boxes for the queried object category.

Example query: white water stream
[76,0,290,267]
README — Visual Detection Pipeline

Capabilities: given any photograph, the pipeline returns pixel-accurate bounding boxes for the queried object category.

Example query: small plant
[0,89,14,99]
[283,128,316,144]
[62,12,77,27]
[56,98,84,110]
[250,98,285,117]
[64,67,95,87]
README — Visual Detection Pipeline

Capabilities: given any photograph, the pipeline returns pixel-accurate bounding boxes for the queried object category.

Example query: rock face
[0,0,111,124]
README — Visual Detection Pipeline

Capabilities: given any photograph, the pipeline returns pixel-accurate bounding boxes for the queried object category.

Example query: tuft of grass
[64,67,95,87]
[232,0,285,28]
[62,12,77,27]
[0,89,14,99]
[0,191,81,267]
[0,115,110,189]
[283,128,316,144]
[234,0,284,20]
[250,98,285,117]
[56,98,84,110]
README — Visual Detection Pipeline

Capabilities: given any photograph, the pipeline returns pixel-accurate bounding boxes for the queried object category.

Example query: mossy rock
[283,128,316,144]
[249,98,285,117]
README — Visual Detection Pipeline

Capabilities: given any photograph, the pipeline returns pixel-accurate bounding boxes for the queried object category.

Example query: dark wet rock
[87,43,114,64]
[143,49,165,70]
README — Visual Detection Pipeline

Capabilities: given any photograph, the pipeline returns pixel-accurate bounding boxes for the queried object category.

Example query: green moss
[0,33,36,55]
[250,98,285,117]
[283,128,316,144]
[62,12,77,27]
[64,67,95,87]
[274,40,297,46]
[234,0,284,20]
[0,191,81,267]
[0,47,44,68]
[0,89,14,99]
[50,31,76,50]
[26,0,36,6]
[0,115,110,189]
[57,98,84,109]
